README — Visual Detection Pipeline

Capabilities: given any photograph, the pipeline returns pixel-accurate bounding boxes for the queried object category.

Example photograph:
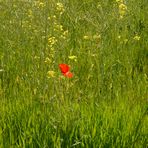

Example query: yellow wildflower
[60,30,68,39]
[119,3,127,11]
[63,30,68,36]
[47,17,51,20]
[52,15,57,19]
[34,56,40,60]
[133,35,140,41]
[118,35,121,39]
[83,35,90,40]
[48,37,57,45]
[44,57,51,64]
[68,55,77,62]
[54,24,63,32]
[47,71,55,78]
[118,3,127,19]
[56,3,65,14]
[38,2,45,8]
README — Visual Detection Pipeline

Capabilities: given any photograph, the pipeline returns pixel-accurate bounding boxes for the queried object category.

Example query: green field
[0,0,148,147]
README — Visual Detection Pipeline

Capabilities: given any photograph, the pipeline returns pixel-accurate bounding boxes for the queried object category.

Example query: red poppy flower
[59,64,73,78]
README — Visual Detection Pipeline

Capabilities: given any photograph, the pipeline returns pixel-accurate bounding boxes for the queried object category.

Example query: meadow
[0,0,148,147]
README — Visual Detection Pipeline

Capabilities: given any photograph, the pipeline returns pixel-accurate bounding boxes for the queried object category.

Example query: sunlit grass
[0,0,148,147]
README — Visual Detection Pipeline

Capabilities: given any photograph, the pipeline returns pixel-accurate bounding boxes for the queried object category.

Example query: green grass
[0,0,148,147]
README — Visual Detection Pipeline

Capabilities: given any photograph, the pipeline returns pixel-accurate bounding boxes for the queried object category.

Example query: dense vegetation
[0,0,147,147]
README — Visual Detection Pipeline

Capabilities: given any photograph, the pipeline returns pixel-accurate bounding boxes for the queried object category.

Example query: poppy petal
[59,63,73,78]
[59,64,70,73]
[64,71,73,78]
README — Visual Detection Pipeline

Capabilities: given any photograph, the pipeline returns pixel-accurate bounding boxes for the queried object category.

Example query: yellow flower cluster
[47,3,68,40]
[44,57,51,64]
[52,23,68,39]
[83,35,90,40]
[68,55,77,62]
[45,2,68,78]
[34,1,45,8]
[83,34,101,40]
[60,30,68,39]
[54,24,63,32]
[116,0,127,19]
[56,2,65,15]
[47,71,56,78]
[48,36,57,46]
[44,36,57,66]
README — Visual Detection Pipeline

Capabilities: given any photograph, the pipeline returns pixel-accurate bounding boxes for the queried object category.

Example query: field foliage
[0,0,148,147]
